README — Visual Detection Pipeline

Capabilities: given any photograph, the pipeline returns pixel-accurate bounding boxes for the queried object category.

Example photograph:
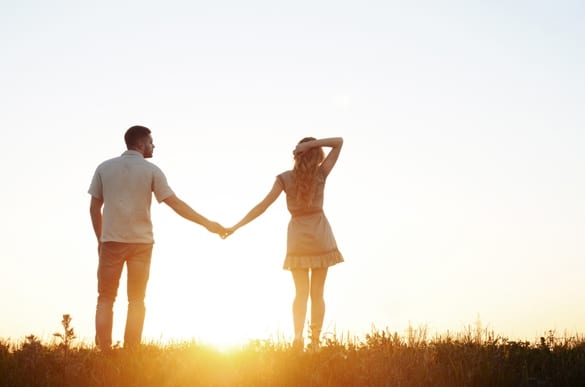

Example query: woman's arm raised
[293,137,343,176]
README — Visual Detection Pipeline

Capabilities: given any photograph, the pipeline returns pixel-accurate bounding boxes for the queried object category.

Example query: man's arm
[163,194,225,235]
[90,196,104,245]
[89,196,104,253]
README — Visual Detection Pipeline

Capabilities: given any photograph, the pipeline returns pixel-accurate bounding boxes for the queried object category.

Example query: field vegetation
[1,315,584,386]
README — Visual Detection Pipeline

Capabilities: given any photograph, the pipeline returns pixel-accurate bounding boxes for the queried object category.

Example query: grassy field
[1,316,585,386]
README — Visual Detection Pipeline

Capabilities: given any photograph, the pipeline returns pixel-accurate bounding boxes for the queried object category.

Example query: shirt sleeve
[87,168,103,199]
[152,166,175,203]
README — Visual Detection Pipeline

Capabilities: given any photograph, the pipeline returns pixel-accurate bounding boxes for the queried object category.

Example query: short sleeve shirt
[88,150,175,243]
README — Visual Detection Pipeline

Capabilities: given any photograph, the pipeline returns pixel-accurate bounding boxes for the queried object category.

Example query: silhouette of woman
[226,137,344,349]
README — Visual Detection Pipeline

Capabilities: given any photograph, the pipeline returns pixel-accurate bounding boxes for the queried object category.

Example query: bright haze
[1,1,583,347]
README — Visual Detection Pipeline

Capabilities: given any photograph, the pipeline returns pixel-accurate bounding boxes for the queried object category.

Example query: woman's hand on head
[293,142,311,158]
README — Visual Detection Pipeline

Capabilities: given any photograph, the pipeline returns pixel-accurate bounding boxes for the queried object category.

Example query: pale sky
[1,0,584,347]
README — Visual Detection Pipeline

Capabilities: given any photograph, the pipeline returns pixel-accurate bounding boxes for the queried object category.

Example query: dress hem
[282,249,344,270]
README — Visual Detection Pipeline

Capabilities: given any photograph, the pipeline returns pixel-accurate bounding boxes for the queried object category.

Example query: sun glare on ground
[142,305,289,352]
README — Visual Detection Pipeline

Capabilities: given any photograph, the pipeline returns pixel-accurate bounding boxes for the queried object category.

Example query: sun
[137,236,293,350]
[143,286,290,351]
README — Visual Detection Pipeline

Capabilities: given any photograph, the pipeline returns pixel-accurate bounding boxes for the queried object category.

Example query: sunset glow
[1,1,584,348]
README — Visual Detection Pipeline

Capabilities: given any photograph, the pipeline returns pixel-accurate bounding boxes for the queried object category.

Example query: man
[88,125,224,350]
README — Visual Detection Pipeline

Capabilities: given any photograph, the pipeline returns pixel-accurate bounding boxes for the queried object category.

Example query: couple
[88,125,344,351]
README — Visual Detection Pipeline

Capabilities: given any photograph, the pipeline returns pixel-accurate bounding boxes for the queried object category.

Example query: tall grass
[1,317,584,386]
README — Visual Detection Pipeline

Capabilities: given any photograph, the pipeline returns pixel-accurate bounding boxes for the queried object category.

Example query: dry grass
[1,319,585,386]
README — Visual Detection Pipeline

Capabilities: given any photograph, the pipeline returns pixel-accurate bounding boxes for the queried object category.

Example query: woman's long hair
[293,137,325,208]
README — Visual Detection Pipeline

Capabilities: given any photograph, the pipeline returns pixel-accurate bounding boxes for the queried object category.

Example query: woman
[226,137,344,349]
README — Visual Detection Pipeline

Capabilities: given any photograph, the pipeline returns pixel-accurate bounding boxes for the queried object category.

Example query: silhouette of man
[88,125,224,350]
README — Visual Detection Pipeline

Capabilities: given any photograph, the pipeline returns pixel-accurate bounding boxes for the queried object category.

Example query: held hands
[216,225,238,240]
[206,221,228,238]
[221,226,238,239]
[205,221,238,239]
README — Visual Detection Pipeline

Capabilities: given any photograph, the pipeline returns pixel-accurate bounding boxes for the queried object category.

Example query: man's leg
[95,242,125,350]
[124,243,152,348]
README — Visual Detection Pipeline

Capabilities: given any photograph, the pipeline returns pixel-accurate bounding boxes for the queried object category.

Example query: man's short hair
[125,125,151,148]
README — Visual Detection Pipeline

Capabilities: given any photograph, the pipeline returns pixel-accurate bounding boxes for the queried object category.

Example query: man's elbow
[164,195,189,215]
[163,194,180,207]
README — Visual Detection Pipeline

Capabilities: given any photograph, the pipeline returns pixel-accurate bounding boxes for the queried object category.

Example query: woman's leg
[291,269,310,343]
[309,268,328,344]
